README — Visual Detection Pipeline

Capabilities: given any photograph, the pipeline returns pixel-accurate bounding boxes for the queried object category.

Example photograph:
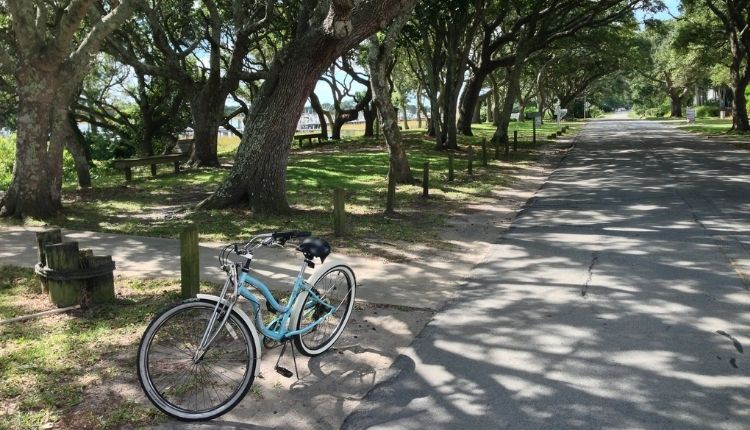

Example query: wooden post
[36,229,62,268]
[481,138,488,166]
[333,188,346,236]
[124,167,133,181]
[180,226,200,299]
[174,162,181,174]
[467,145,474,176]
[448,153,455,181]
[36,229,63,293]
[385,168,396,214]
[150,164,157,176]
[513,130,518,151]
[85,255,116,304]
[422,161,430,198]
[45,242,83,307]
[532,119,537,144]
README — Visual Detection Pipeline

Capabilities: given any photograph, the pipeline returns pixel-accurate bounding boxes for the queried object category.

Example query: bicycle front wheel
[293,265,356,356]
[137,300,257,421]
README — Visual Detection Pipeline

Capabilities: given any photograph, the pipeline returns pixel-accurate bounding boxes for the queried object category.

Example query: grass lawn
[674,117,750,142]
[0,266,207,429]
[2,122,576,255]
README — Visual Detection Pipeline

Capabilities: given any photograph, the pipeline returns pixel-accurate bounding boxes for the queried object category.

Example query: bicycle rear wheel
[137,300,257,421]
[293,265,356,356]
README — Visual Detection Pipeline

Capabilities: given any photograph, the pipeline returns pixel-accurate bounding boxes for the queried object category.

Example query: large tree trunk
[199,53,312,213]
[486,90,494,124]
[670,92,683,118]
[416,83,423,128]
[363,103,376,137]
[331,116,345,140]
[309,91,329,138]
[491,61,525,146]
[199,0,418,213]
[368,25,413,184]
[1,71,61,219]
[732,82,750,131]
[53,105,92,189]
[729,56,750,131]
[458,71,488,135]
[188,92,222,167]
[490,75,502,126]
[1,0,137,219]
[428,92,443,147]
[400,97,409,130]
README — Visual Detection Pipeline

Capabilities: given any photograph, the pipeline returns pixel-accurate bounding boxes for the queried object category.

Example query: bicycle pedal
[275,366,293,378]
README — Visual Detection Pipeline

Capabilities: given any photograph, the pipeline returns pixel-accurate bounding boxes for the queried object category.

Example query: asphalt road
[342,119,750,429]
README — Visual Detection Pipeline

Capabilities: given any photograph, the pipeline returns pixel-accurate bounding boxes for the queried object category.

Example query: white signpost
[555,107,568,126]
[686,107,696,123]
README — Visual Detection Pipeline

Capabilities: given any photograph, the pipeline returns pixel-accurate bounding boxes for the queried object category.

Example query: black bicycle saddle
[296,237,331,262]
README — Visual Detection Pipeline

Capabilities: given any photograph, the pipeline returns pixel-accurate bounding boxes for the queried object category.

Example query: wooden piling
[386,169,396,214]
[422,161,430,198]
[333,188,346,236]
[448,153,455,181]
[467,145,474,176]
[513,130,518,152]
[86,255,116,304]
[36,229,62,267]
[180,226,200,299]
[481,138,488,166]
[45,242,84,307]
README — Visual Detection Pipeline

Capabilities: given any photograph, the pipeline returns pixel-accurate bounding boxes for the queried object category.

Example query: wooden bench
[294,133,326,147]
[113,153,190,181]
[113,139,193,181]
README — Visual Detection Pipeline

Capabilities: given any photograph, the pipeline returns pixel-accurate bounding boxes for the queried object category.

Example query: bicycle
[136,231,357,421]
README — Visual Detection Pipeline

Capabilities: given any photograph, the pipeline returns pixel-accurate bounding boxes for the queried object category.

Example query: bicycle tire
[137,299,257,421]
[293,265,356,356]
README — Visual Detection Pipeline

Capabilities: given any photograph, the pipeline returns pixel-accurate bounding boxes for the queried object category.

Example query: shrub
[589,106,605,118]
[0,134,15,190]
[86,131,134,160]
[695,105,720,118]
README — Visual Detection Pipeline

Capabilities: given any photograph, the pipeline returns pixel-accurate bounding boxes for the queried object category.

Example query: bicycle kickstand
[274,341,300,380]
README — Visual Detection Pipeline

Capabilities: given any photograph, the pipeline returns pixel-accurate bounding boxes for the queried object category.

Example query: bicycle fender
[306,260,357,288]
[289,261,357,331]
[197,294,262,375]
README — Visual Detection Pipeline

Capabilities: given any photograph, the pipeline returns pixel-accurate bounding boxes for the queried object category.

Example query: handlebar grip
[272,230,312,241]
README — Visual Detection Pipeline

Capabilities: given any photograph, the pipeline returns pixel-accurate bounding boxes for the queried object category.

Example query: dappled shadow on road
[343,120,750,429]
[199,303,433,429]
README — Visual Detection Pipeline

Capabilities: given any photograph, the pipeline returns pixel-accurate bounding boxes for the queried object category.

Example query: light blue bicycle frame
[237,261,335,342]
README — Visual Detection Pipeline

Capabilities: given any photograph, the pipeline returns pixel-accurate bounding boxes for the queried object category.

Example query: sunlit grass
[4,122,578,253]
[676,118,750,141]
[0,266,199,429]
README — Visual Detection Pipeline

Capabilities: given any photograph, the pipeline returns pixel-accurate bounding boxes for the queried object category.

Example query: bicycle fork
[194,266,241,363]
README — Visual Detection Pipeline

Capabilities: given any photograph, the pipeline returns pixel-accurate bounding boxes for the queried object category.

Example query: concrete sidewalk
[0,226,459,310]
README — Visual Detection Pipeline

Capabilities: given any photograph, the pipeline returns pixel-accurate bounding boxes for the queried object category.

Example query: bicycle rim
[138,301,256,421]
[294,268,355,356]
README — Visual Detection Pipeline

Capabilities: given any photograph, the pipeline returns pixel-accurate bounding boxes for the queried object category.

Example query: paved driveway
[343,119,750,429]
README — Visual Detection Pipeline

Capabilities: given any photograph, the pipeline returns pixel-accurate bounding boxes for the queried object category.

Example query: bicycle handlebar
[271,230,312,242]
[221,231,313,270]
